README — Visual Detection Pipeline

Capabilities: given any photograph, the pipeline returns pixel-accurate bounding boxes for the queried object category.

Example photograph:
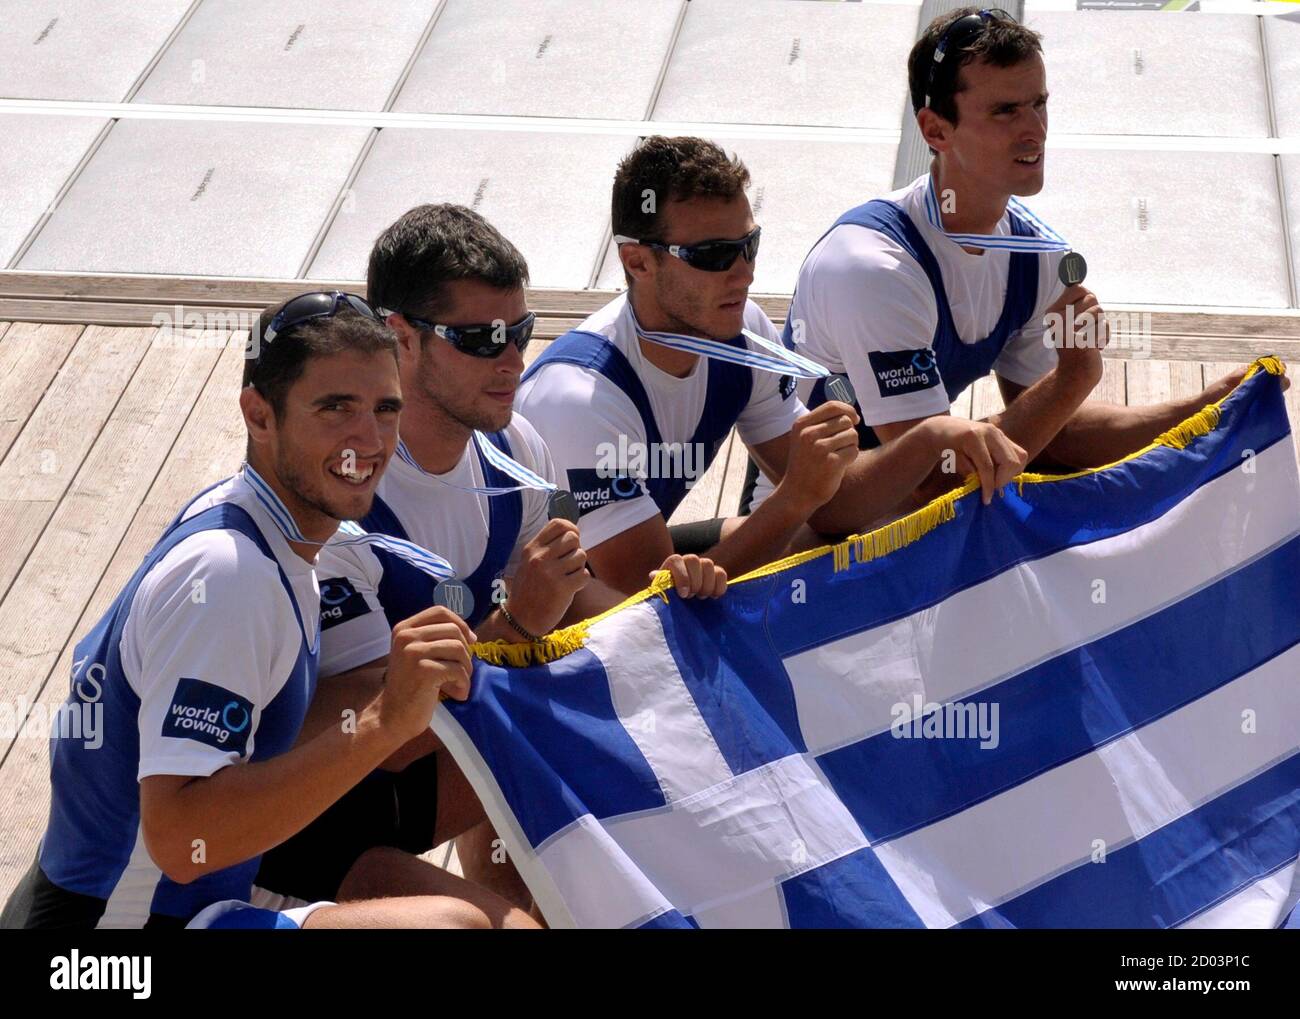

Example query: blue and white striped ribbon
[243,464,455,581]
[395,432,557,497]
[922,174,1070,253]
[631,309,831,380]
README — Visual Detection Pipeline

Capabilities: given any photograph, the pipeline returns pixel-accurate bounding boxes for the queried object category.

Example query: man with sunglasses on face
[1,293,536,929]
[515,135,1025,596]
[763,8,1251,509]
[257,205,727,915]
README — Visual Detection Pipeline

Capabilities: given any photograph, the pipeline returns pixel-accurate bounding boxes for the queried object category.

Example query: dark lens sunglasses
[613,225,761,273]
[380,308,536,358]
[924,8,1013,109]
[263,291,380,345]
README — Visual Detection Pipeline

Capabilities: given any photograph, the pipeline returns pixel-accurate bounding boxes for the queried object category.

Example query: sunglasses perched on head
[262,291,380,345]
[380,308,536,359]
[924,8,1013,109]
[613,226,761,273]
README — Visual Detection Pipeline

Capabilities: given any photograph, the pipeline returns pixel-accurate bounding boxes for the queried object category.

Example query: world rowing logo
[163,678,255,753]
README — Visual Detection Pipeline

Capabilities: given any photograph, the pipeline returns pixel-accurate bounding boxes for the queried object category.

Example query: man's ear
[619,243,655,287]
[386,313,422,364]
[240,385,276,449]
[917,107,953,154]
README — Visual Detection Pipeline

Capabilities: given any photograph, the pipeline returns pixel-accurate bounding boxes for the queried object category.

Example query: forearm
[808,421,945,534]
[562,577,630,625]
[1044,391,1217,469]
[296,662,385,744]
[986,368,1094,466]
[144,700,404,880]
[703,490,809,577]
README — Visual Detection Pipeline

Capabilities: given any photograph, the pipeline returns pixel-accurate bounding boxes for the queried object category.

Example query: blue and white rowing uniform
[2,471,329,929]
[515,293,804,548]
[785,172,1067,437]
[744,173,1069,510]
[312,415,556,677]
[254,416,556,903]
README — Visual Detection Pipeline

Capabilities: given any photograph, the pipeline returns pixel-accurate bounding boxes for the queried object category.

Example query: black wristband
[499,601,542,643]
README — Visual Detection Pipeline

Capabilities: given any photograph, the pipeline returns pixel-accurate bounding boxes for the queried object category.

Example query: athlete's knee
[337,845,441,901]
[304,894,492,929]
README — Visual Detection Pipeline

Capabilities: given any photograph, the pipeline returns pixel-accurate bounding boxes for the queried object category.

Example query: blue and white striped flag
[435,360,1300,929]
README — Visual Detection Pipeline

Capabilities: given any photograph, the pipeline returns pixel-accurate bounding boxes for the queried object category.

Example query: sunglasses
[925,8,1013,109]
[613,226,761,273]
[262,291,380,345]
[381,308,536,359]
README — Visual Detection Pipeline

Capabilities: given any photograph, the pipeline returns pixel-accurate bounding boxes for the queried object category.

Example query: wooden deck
[0,310,1297,903]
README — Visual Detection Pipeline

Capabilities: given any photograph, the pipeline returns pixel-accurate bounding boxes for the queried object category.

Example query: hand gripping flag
[436,358,1300,929]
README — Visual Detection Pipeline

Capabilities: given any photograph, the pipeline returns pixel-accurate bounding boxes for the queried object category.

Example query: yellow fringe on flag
[470,356,1285,666]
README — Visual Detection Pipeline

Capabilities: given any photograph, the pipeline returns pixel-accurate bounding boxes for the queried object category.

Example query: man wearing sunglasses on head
[760,8,1251,512]
[1,292,535,929]
[257,205,727,916]
[515,135,1024,596]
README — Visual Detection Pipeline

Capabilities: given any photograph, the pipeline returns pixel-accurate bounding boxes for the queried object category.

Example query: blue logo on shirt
[778,374,796,400]
[566,468,645,516]
[319,577,368,630]
[868,348,941,397]
[162,677,254,754]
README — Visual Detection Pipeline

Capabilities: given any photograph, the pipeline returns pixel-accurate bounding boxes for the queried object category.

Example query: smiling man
[1,294,534,929]
[256,205,727,917]
[760,7,1248,510]
[516,135,1024,594]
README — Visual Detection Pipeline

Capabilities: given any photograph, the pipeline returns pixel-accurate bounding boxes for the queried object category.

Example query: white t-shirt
[788,173,1066,427]
[314,415,556,677]
[514,293,804,549]
[124,473,321,781]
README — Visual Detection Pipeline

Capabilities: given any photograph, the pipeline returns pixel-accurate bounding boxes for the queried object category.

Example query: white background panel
[596,137,897,294]
[0,115,107,267]
[20,119,369,277]
[0,1,190,101]
[652,0,917,128]
[1027,12,1270,137]
[1026,148,1289,307]
[1265,15,1300,138]
[392,0,682,120]
[133,0,437,111]
[309,128,634,288]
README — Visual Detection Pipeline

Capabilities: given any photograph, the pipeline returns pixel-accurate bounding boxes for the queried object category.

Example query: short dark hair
[243,298,397,418]
[611,135,751,246]
[366,204,530,326]
[907,8,1043,124]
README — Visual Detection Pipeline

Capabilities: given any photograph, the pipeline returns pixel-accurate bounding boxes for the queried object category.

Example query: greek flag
[435,361,1300,928]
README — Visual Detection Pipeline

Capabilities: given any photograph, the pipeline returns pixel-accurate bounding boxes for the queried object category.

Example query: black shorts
[0,858,185,930]
[255,752,440,902]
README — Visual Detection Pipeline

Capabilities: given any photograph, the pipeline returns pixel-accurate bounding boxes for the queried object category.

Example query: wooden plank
[0,329,226,709]
[4,270,1297,360]
[0,323,85,464]
[522,338,552,370]
[0,336,241,899]
[970,372,1004,419]
[949,383,974,419]
[2,271,1297,333]
[717,431,754,520]
[0,326,156,606]
[1088,357,1127,406]
[1123,359,1172,407]
[1168,361,1207,404]
[668,432,734,526]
